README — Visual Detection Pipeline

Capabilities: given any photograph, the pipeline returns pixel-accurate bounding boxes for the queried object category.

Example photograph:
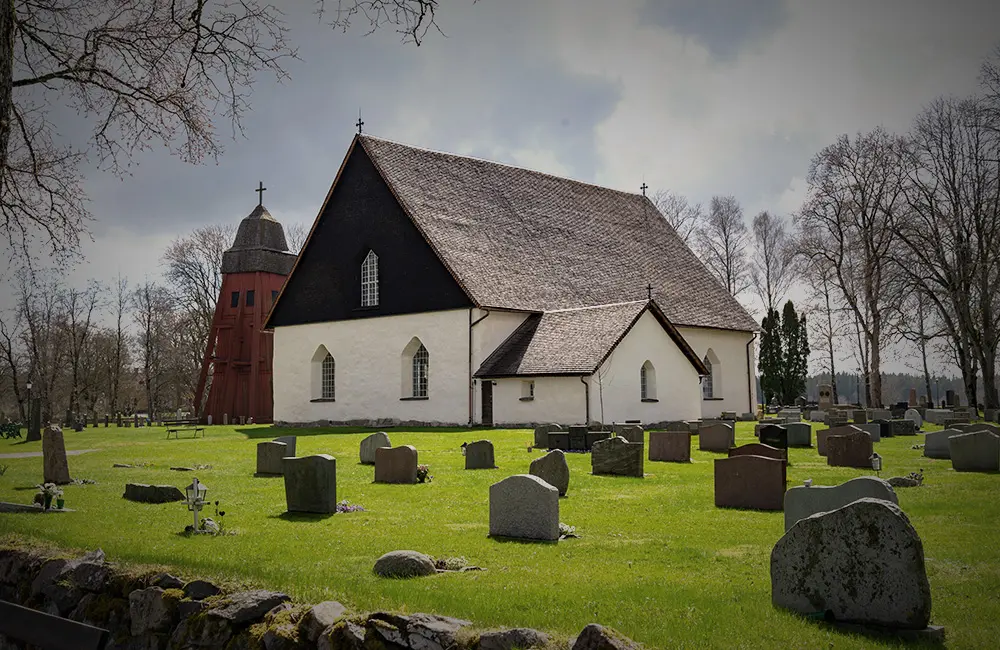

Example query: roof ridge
[544,300,648,314]
[360,134,647,200]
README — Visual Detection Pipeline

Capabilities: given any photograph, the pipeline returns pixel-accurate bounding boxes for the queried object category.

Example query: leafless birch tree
[695,195,751,297]
[750,211,793,314]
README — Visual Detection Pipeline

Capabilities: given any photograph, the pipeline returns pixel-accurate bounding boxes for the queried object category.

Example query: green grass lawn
[1,422,997,649]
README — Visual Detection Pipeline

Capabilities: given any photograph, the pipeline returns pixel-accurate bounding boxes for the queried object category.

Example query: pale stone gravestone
[359,431,391,465]
[817,383,834,411]
[698,422,734,452]
[923,429,961,459]
[783,476,897,532]
[465,440,496,469]
[585,431,611,450]
[785,422,812,447]
[273,435,297,457]
[374,445,418,484]
[489,474,559,541]
[283,454,337,514]
[648,430,691,462]
[852,410,868,424]
[714,455,786,511]
[890,419,917,436]
[591,436,643,478]
[728,443,786,463]
[613,423,644,444]
[955,422,1000,436]
[856,422,881,443]
[771,498,931,630]
[809,410,827,422]
[533,423,563,448]
[759,424,788,450]
[547,431,569,451]
[817,425,864,457]
[868,408,892,421]
[42,424,72,484]
[827,430,874,469]
[824,411,849,426]
[529,449,569,496]
[949,431,1000,472]
[924,409,952,425]
[256,441,290,476]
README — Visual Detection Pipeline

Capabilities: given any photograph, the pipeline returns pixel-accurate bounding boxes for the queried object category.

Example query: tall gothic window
[412,344,429,398]
[361,250,379,307]
[321,353,335,400]
[641,360,656,400]
[702,355,714,399]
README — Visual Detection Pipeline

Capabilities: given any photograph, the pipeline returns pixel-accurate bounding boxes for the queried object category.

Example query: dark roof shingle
[360,136,758,332]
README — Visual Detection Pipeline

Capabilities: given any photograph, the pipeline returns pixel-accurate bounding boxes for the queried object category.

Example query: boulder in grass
[571,624,642,650]
[373,550,436,578]
[479,628,551,650]
[771,498,931,629]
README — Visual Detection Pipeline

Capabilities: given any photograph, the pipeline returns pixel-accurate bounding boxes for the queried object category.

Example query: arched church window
[641,360,657,400]
[361,250,379,307]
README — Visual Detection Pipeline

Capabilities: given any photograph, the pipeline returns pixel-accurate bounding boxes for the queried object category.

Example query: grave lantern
[870,452,882,475]
[184,478,209,530]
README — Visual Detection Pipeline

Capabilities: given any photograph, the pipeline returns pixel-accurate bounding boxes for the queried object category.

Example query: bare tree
[284,221,311,255]
[132,281,178,418]
[163,224,235,348]
[695,195,751,297]
[1,1,447,262]
[60,281,103,416]
[0,310,26,421]
[750,211,793,314]
[110,273,129,414]
[800,253,844,405]
[796,128,908,407]
[651,190,702,246]
[16,269,66,421]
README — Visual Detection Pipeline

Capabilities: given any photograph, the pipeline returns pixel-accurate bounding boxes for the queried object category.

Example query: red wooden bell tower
[195,185,296,424]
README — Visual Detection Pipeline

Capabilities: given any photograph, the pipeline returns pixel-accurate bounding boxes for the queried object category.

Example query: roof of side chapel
[358,135,759,333]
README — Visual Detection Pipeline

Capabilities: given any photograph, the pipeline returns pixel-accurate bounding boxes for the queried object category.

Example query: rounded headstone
[359,431,391,465]
[373,550,436,578]
[904,409,923,429]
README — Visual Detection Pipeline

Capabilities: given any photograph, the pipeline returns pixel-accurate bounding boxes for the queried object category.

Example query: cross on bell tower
[640,182,649,197]
[255,181,266,206]
[356,108,364,134]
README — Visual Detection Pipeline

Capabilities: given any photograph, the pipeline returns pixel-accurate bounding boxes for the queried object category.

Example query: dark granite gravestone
[568,425,588,451]
[374,445,418,484]
[826,430,874,468]
[533,423,563,449]
[871,418,892,440]
[852,409,868,424]
[785,422,811,447]
[585,431,611,450]
[465,440,496,469]
[729,443,787,463]
[42,425,72,484]
[123,483,184,503]
[547,432,569,451]
[759,424,788,450]
[256,441,289,475]
[817,424,865,456]
[591,437,643,477]
[889,419,917,436]
[283,454,337,514]
[273,435,297,457]
[714,455,786,511]
[648,430,691,462]
[698,422,734,452]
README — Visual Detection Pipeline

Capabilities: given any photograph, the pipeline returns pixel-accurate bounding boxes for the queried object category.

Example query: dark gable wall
[269,144,472,327]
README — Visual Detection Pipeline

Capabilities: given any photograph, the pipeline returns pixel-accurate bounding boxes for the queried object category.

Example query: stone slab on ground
[529,449,569,496]
[783,476,897,532]
[489,474,559,541]
[0,502,74,513]
[771,498,931,629]
[123,483,184,503]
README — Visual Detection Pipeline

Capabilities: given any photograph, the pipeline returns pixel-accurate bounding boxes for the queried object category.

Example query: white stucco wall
[589,311,703,424]
[469,308,529,424]
[488,376,589,426]
[676,325,756,418]
[273,309,471,424]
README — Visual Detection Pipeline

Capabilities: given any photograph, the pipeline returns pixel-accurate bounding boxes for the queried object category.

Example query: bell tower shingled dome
[195,199,297,424]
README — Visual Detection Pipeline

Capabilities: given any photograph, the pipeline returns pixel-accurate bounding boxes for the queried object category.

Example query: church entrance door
[481,381,493,426]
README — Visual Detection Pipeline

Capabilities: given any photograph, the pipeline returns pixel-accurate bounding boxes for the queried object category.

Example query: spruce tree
[780,301,809,404]
[758,308,783,405]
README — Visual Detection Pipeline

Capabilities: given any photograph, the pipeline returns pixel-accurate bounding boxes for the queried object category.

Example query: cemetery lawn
[1,424,998,649]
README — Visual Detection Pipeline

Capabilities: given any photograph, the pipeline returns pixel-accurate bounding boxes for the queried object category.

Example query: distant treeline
[757,372,971,408]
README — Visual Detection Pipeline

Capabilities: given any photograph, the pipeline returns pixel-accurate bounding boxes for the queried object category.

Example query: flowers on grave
[416,464,432,483]
[35,482,63,510]
[336,500,365,513]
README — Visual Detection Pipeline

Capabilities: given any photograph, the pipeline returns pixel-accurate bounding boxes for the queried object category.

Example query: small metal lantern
[184,478,208,530]
[870,452,882,475]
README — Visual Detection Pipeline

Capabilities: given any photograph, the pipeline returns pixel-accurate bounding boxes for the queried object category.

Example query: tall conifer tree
[758,308,783,405]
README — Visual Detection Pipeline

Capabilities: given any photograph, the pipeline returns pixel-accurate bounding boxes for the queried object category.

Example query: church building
[265,135,758,426]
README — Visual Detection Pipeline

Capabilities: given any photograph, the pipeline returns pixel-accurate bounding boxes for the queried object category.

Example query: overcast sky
[5,0,1000,377]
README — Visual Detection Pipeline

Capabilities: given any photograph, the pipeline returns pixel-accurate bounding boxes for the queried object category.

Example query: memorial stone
[924,409,952,425]
[568,425,588,451]
[42,424,71,484]
[949,431,1000,472]
[904,409,923,429]
[585,430,611,450]
[489,474,559,541]
[256,441,289,476]
[827,430,874,468]
[283,455,337,514]
[817,424,864,457]
[613,424,644,444]
[374,445,418,484]
[547,431,569,451]
[529,449,569,496]
[648,430,691,462]
[714,455,786,511]
[908,388,918,406]
[465,440,496,469]
[783,476,897,532]
[759,424,788,450]
[273,435,297,457]
[359,432,391,465]
[728,443,786,463]
[852,410,867,424]
[871,418,892,439]
[591,436,643,477]
[785,422,812,447]
[817,384,834,411]
[868,408,892,421]
[809,410,827,422]
[698,422,734,452]
[856,422,881,443]
[923,429,960,459]
[890,419,917,436]
[533,423,563,449]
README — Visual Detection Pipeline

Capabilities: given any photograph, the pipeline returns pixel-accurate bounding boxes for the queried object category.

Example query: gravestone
[908,388,918,406]
[924,409,952,425]
[785,422,812,447]
[660,421,689,432]
[949,431,1000,472]
[256,441,289,476]
[585,430,611,450]
[591,436,643,477]
[942,416,971,428]
[533,423,563,448]
[27,398,41,441]
[42,424,72,484]
[783,476,897,532]
[856,422,881,442]
[103,415,109,427]
[954,422,1000,436]
[890,418,917,436]
[852,410,867,424]
[868,408,892,421]
[698,422,734,452]
[827,430,874,469]
[465,440,496,469]
[809,410,827,422]
[123,483,184,503]
[728,443,786,463]
[547,431,569,451]
[568,425,588,451]
[489,474,559,541]
[923,429,960,459]
[905,408,925,426]
[946,389,956,407]
[714,455,786,511]
[283,454,337,514]
[759,424,788,450]
[648,430,691,462]
[817,383,834,411]
[613,423,644,444]
[771,498,931,630]
[116,413,122,427]
[529,449,569,496]
[374,445,418,484]
[273,435,297,457]
[359,432,391,465]
[985,408,998,423]
[817,424,864,457]
[824,411,849,426]
[871,418,891,440]
[721,411,738,420]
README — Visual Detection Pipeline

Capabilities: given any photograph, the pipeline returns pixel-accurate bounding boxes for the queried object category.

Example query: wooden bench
[163,419,205,439]
[0,599,108,650]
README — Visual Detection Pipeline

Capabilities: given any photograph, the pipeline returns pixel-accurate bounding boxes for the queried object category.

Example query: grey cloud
[641,0,789,61]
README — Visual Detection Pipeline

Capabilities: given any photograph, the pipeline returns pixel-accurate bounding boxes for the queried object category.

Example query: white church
[265,135,759,427]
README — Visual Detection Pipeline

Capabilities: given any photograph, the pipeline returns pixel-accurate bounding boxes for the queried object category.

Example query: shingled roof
[475,300,708,377]
[360,135,758,332]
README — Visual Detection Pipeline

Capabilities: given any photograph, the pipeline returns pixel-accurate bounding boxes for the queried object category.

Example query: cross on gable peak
[255,181,266,206]
[640,182,649,196]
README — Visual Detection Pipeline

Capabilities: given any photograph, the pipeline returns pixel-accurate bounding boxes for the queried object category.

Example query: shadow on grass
[236,426,498,440]
[488,535,558,545]
[252,473,283,479]
[269,511,337,522]
[815,620,944,646]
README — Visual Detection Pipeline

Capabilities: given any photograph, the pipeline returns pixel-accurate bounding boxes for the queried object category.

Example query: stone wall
[0,545,640,650]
